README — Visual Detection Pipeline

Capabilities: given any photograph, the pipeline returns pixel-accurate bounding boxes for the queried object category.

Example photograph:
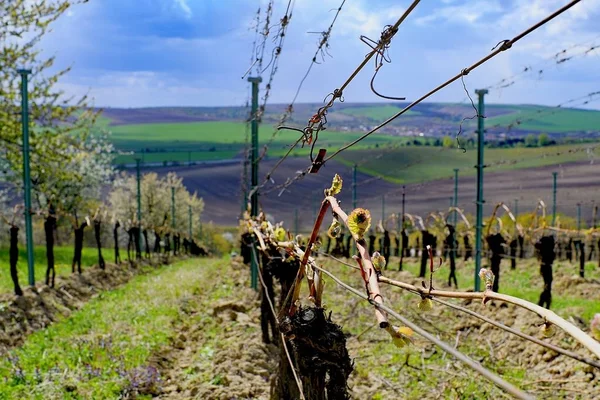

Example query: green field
[485,106,600,133]
[0,246,99,293]
[109,121,246,148]
[109,121,398,148]
[106,120,405,164]
[336,143,598,183]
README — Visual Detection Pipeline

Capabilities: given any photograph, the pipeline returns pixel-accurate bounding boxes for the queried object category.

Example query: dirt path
[155,259,276,400]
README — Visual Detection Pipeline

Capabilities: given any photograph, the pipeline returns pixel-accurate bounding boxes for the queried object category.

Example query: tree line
[1,171,206,295]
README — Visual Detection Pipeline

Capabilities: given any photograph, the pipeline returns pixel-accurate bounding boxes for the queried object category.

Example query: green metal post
[577,203,581,231]
[401,186,405,227]
[352,164,357,209]
[399,185,406,270]
[248,76,261,291]
[552,172,558,226]
[241,159,248,217]
[474,89,488,292]
[294,208,299,236]
[171,187,176,229]
[18,69,34,287]
[453,168,459,227]
[381,195,385,225]
[248,77,261,217]
[514,199,518,220]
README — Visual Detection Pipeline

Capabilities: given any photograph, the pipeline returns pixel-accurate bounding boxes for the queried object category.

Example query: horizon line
[91,101,600,111]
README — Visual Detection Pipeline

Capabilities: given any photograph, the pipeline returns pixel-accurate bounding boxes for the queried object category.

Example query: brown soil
[150,257,600,399]
[340,267,600,399]
[554,273,600,302]
[155,258,276,400]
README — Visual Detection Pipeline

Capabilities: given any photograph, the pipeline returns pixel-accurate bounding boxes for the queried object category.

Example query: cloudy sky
[42,0,600,109]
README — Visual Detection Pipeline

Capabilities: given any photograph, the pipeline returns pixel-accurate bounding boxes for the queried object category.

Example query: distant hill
[93,102,600,168]
[93,103,600,226]
[85,101,600,230]
[99,102,600,138]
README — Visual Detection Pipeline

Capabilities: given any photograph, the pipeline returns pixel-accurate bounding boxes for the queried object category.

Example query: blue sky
[43,0,600,108]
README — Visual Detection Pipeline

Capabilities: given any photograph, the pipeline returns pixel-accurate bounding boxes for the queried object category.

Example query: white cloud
[173,0,192,19]
[41,0,600,108]
[290,0,408,38]
[336,3,407,38]
[494,0,600,59]
[56,70,245,107]
[415,0,503,25]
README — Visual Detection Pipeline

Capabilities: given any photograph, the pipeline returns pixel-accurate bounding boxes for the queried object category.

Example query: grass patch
[0,257,225,399]
[0,246,99,294]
